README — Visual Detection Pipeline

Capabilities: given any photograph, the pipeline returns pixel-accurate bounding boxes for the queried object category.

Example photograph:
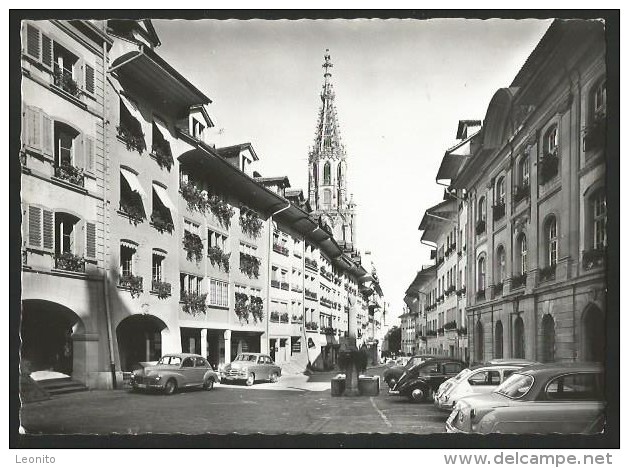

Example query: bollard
[331,376,346,396]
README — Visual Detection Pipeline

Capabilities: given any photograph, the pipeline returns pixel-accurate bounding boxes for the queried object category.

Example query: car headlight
[154,375,162,381]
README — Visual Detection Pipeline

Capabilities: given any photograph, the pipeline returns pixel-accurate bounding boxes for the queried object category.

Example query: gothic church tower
[307,50,357,248]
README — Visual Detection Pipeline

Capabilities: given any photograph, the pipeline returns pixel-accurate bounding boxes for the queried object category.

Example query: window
[592,190,607,250]
[495,321,504,359]
[152,253,164,283]
[496,177,505,205]
[54,212,79,255]
[517,234,528,275]
[477,256,486,291]
[54,122,79,168]
[180,272,202,297]
[496,246,506,283]
[120,244,136,277]
[468,370,501,386]
[208,229,227,251]
[151,185,174,232]
[443,362,463,374]
[208,279,229,308]
[478,197,486,222]
[151,121,173,167]
[118,97,146,152]
[591,79,607,118]
[546,216,558,266]
[191,117,205,139]
[323,161,331,185]
[182,357,194,368]
[120,169,147,222]
[323,189,331,210]
[519,156,530,187]
[545,373,603,401]
[544,125,558,155]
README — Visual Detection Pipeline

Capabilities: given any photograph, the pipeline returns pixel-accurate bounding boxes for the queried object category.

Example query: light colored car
[130,353,219,395]
[221,353,282,386]
[434,364,526,411]
[446,362,605,434]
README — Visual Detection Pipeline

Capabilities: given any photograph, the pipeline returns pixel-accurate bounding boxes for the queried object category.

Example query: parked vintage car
[130,353,219,395]
[446,362,605,434]
[434,363,529,411]
[383,354,438,389]
[389,357,466,402]
[221,353,282,386]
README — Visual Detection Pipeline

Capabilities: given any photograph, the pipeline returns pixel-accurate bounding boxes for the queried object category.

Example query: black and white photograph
[10,7,619,453]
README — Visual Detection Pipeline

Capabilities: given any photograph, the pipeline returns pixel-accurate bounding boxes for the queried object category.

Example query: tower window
[323,162,331,185]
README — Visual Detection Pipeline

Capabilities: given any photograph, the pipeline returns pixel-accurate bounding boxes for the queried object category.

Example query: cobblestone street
[20,367,448,434]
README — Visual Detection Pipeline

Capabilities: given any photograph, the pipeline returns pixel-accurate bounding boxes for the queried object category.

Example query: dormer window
[192,117,205,139]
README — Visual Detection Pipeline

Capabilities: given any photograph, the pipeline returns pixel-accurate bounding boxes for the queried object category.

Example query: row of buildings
[20,19,384,389]
[401,20,607,364]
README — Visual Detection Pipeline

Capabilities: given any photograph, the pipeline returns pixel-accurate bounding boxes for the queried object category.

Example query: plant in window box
[270,311,280,322]
[494,282,504,295]
[208,245,226,268]
[280,312,289,323]
[119,197,145,225]
[444,321,457,331]
[116,125,146,154]
[513,183,530,204]
[475,219,486,235]
[235,292,250,322]
[181,291,207,316]
[182,231,204,263]
[249,296,264,323]
[583,111,606,151]
[179,180,208,213]
[221,252,231,272]
[54,163,85,187]
[582,248,606,270]
[150,211,174,233]
[322,327,335,335]
[292,315,302,323]
[208,195,234,229]
[511,273,527,289]
[457,327,467,336]
[539,150,559,185]
[239,208,263,238]
[151,140,173,171]
[305,321,319,331]
[119,274,143,298]
[476,289,486,301]
[239,253,261,278]
[437,327,444,335]
[53,67,81,97]
[539,264,556,282]
[152,280,172,299]
[55,252,85,272]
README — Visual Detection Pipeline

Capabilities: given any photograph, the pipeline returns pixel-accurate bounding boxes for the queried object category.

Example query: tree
[385,326,401,355]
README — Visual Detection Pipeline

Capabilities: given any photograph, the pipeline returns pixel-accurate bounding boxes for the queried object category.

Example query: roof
[216,143,259,161]
[255,176,291,189]
[436,129,480,182]
[456,120,482,140]
[162,353,203,358]
[405,265,437,297]
[519,362,604,375]
[418,198,457,242]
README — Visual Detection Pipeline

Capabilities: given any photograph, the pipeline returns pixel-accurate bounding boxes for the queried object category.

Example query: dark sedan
[383,355,438,389]
[389,357,466,402]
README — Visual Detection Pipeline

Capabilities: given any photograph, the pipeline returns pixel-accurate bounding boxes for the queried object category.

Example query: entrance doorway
[116,315,166,371]
[581,305,605,362]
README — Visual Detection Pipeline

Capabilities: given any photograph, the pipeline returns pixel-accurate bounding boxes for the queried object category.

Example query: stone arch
[541,314,556,363]
[513,315,525,358]
[21,299,85,375]
[580,304,605,362]
[116,314,169,372]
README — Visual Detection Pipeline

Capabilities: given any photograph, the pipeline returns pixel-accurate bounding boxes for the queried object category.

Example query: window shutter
[42,209,54,252]
[41,33,53,69]
[41,112,54,157]
[84,135,95,172]
[27,205,42,248]
[74,134,84,169]
[85,221,96,260]
[26,24,41,61]
[75,59,85,90]
[21,105,28,150]
[84,64,95,95]
[25,106,41,152]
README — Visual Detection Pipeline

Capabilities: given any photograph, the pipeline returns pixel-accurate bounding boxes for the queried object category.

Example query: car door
[194,357,211,385]
[439,362,464,389]
[180,357,196,386]
[257,356,269,380]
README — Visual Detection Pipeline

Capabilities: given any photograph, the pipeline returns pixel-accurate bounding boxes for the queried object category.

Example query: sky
[153,18,553,324]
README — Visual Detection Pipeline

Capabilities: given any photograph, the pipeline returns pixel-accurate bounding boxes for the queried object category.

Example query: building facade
[20,21,377,389]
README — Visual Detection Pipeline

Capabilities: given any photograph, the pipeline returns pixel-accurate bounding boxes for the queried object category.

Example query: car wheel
[203,379,214,391]
[245,373,255,386]
[409,387,428,403]
[164,378,178,395]
[270,372,279,383]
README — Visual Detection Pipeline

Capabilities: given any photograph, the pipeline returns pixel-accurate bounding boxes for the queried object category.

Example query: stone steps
[35,377,88,396]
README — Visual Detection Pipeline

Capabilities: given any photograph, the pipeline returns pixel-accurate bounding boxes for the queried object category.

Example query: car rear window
[495,373,534,399]
[545,372,603,401]
[468,370,501,386]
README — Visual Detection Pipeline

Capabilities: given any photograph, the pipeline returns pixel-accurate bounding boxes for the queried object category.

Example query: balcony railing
[305,258,318,271]
[305,289,318,300]
[583,248,606,271]
[513,183,530,205]
[271,279,280,289]
[494,282,504,296]
[476,289,486,301]
[273,243,289,256]
[511,273,527,290]
[291,284,303,293]
[492,203,506,221]
[54,164,85,187]
[280,281,290,291]
[54,252,85,273]
[539,264,556,283]
[475,220,486,236]
[583,113,606,151]
[53,67,81,97]
[539,151,559,185]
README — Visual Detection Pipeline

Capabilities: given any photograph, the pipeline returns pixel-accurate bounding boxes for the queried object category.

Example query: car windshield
[495,373,534,399]
[417,362,440,376]
[158,356,182,366]
[234,354,258,362]
[453,368,472,382]
[406,357,428,369]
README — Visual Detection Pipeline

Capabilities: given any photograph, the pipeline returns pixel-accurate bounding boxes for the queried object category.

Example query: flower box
[273,244,289,256]
[539,151,559,185]
[150,211,174,233]
[179,180,208,213]
[239,253,261,278]
[280,313,289,324]
[475,219,486,236]
[181,292,207,316]
[280,282,290,291]
[53,67,80,97]
[235,292,250,322]
[539,264,556,283]
[239,207,263,238]
[291,315,303,324]
[444,321,457,331]
[119,274,143,298]
[117,125,146,154]
[120,197,146,225]
[54,252,85,273]
[494,282,504,296]
[476,289,486,301]
[305,258,318,270]
[151,280,172,299]
[183,231,204,263]
[511,273,527,290]
[270,311,280,322]
[583,113,606,151]
[208,245,230,272]
[513,183,530,204]
[305,321,319,331]
[54,164,84,187]
[151,141,173,171]
[208,195,234,229]
[457,327,468,336]
[582,248,606,271]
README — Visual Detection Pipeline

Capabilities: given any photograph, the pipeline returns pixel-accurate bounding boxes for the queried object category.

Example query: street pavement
[19,366,449,435]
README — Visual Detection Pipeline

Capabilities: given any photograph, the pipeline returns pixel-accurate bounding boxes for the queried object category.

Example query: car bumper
[445,421,468,433]
[388,389,401,395]
[434,396,454,411]
[131,381,165,390]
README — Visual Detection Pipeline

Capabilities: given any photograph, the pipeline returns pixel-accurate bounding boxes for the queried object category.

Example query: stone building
[446,20,606,363]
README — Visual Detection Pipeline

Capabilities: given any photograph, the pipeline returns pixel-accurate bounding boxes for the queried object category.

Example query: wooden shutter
[75,59,84,91]
[25,24,41,61]
[85,221,96,260]
[41,33,53,69]
[84,64,95,95]
[42,209,54,252]
[41,112,54,157]
[24,106,41,152]
[27,205,42,248]
[74,134,84,169]
[84,135,95,173]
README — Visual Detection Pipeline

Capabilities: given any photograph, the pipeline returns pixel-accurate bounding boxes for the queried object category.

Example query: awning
[153,183,176,213]
[120,167,148,200]
[153,117,174,144]
[119,92,145,128]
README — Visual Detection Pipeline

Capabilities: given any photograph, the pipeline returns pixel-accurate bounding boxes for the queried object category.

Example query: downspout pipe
[101,40,117,389]
[266,200,291,355]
